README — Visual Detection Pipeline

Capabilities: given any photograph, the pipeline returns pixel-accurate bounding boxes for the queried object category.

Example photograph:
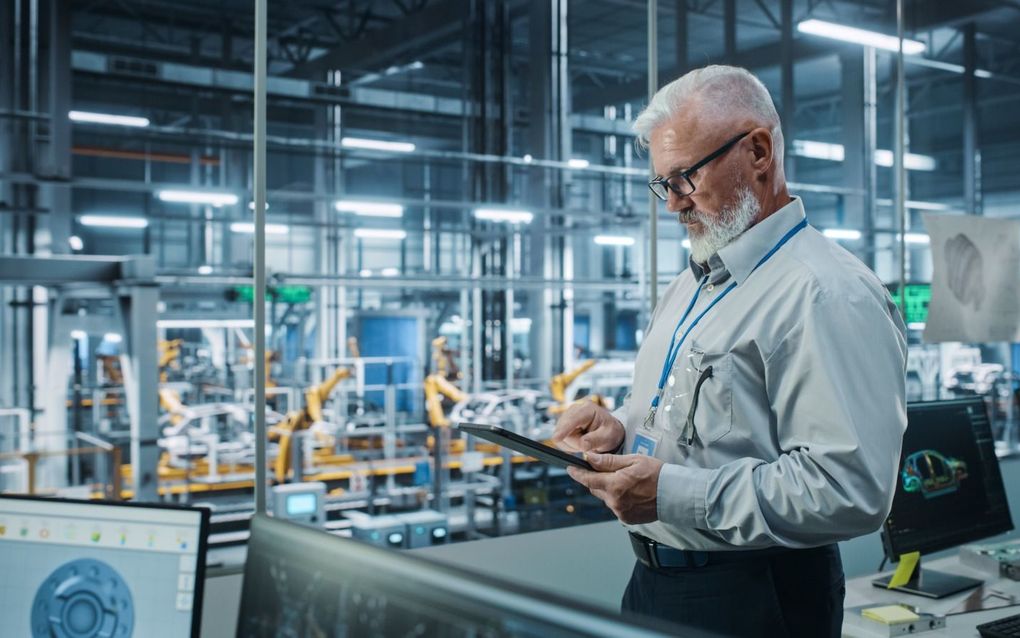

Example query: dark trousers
[621,544,845,638]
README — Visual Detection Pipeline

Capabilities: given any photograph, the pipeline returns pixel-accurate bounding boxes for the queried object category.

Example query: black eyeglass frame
[648,130,752,201]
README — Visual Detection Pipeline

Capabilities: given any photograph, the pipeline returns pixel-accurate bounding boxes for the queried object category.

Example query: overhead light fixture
[359,269,373,277]
[796,19,926,55]
[594,235,635,246]
[876,199,952,211]
[340,137,415,153]
[79,215,149,229]
[248,201,269,210]
[473,208,534,224]
[902,233,930,244]
[681,238,691,249]
[873,149,937,171]
[335,200,404,218]
[68,235,84,251]
[70,330,88,341]
[568,158,590,169]
[380,267,400,277]
[197,265,213,275]
[158,190,239,206]
[354,228,407,240]
[823,228,863,241]
[103,333,123,344]
[158,319,255,329]
[522,154,534,163]
[792,140,936,172]
[229,222,289,235]
[69,110,150,127]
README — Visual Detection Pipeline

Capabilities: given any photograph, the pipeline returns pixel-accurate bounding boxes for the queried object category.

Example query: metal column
[253,0,268,514]
[962,23,981,216]
[780,0,796,182]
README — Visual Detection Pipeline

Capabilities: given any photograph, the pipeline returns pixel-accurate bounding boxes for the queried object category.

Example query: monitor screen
[286,493,317,516]
[239,514,701,638]
[882,398,1013,560]
[0,495,209,638]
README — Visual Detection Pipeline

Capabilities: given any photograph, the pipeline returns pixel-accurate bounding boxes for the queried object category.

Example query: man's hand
[567,452,664,525]
[551,402,625,454]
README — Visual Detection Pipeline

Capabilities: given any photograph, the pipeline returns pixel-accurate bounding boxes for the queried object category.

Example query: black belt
[629,532,791,570]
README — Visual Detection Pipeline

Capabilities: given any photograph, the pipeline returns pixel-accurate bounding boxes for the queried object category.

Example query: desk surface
[843,554,1020,637]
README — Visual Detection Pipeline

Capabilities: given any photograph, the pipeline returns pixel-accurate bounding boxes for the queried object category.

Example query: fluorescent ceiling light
[69,110,150,127]
[380,267,400,277]
[158,319,255,329]
[823,228,863,241]
[70,330,88,341]
[340,137,415,153]
[792,140,845,162]
[158,190,239,206]
[68,235,84,251]
[103,333,123,344]
[876,199,953,211]
[594,235,635,246]
[354,228,407,240]
[797,19,926,55]
[681,238,691,249]
[335,200,404,218]
[902,233,930,244]
[197,265,213,275]
[792,140,936,171]
[873,150,937,171]
[359,269,373,277]
[79,215,149,229]
[473,208,534,224]
[568,158,590,169]
[230,222,289,235]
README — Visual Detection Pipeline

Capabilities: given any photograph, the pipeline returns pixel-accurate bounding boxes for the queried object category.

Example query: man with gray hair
[553,65,906,637]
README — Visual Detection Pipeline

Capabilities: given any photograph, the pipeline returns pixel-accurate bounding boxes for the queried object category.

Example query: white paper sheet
[923,213,1020,343]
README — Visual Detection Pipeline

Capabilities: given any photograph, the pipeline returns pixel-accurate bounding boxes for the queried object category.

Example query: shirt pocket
[665,343,733,444]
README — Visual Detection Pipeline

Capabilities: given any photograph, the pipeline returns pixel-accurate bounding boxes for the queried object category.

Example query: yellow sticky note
[862,605,920,625]
[886,551,921,589]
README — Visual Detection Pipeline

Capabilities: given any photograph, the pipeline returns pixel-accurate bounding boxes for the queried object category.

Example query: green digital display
[889,283,931,325]
[234,285,312,304]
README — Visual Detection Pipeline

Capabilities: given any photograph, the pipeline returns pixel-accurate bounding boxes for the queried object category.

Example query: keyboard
[978,612,1020,638]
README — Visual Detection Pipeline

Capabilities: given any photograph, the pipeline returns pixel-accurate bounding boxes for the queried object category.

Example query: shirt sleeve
[655,287,908,548]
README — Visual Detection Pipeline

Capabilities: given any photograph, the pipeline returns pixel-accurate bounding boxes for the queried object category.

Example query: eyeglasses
[648,131,751,201]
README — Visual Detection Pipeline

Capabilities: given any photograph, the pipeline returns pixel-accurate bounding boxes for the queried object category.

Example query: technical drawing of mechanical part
[31,558,134,638]
[945,233,985,311]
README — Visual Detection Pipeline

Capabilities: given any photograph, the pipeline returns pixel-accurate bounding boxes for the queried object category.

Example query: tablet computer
[457,422,594,471]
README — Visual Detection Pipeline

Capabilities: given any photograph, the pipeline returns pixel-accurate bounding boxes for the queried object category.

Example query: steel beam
[288,0,462,78]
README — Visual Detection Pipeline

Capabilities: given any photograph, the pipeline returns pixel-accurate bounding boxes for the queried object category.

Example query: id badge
[631,430,661,457]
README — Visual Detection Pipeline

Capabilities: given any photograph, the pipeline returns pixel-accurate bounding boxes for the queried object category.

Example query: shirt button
[706,283,714,292]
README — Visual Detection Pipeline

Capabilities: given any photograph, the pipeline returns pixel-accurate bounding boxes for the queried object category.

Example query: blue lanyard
[647,218,809,420]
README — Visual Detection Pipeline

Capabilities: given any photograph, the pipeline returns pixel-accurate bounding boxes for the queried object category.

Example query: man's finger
[584,451,635,472]
[567,466,612,492]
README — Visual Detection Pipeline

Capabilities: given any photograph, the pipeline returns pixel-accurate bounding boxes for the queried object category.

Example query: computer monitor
[875,397,1014,598]
[0,495,209,637]
[238,513,709,637]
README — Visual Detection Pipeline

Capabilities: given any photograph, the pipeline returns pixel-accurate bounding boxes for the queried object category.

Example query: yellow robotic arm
[274,367,352,482]
[424,374,468,428]
[549,359,599,414]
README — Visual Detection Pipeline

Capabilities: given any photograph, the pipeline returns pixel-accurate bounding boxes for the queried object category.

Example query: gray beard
[688,186,761,264]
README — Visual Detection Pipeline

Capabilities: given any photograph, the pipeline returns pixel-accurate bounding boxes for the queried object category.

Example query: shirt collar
[688,197,806,285]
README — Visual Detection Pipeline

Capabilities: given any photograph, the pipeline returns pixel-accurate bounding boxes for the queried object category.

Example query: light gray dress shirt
[619,197,907,551]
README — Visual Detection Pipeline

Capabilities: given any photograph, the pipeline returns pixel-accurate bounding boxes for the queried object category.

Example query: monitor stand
[871,557,983,599]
